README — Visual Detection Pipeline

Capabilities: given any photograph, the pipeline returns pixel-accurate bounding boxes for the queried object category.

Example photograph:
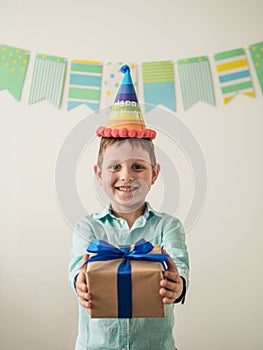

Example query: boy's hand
[75,254,92,309]
[160,249,183,304]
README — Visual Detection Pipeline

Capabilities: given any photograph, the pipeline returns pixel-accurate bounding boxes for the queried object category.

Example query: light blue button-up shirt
[68,202,189,350]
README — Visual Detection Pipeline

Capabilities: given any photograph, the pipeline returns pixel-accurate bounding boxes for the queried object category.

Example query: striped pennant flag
[67,60,103,111]
[177,56,216,111]
[214,48,255,104]
[249,41,263,94]
[28,54,67,108]
[0,44,30,101]
[142,61,176,113]
[100,62,137,110]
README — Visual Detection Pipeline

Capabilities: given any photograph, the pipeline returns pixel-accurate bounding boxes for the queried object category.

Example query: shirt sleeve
[161,217,190,291]
[68,217,95,295]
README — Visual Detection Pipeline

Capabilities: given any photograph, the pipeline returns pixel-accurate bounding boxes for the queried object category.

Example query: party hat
[96,65,156,140]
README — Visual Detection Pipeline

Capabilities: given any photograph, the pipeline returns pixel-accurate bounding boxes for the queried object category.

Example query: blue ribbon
[87,238,169,318]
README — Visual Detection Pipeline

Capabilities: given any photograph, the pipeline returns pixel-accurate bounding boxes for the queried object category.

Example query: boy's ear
[94,165,102,185]
[151,163,160,185]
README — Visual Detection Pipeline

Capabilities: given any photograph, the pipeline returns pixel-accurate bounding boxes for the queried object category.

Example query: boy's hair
[97,137,157,167]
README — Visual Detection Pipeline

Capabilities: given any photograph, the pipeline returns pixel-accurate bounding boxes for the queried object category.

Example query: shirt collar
[93,202,161,220]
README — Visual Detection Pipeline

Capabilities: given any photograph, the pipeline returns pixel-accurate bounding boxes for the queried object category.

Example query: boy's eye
[132,163,145,171]
[109,164,121,172]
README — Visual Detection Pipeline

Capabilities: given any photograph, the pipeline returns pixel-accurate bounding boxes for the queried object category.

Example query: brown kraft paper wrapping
[86,244,166,318]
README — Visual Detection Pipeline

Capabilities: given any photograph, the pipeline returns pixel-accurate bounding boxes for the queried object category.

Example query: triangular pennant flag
[100,62,138,110]
[67,60,103,111]
[177,56,216,111]
[142,61,176,113]
[28,54,67,108]
[249,41,263,94]
[214,48,255,104]
[0,44,30,101]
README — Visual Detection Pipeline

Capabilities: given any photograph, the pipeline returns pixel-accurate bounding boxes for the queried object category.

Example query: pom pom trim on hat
[96,126,156,140]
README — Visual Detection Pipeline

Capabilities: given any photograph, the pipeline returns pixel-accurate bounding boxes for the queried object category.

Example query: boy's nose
[120,168,134,182]
[121,176,134,182]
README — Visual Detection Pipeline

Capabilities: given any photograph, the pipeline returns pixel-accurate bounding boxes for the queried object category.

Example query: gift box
[86,239,169,318]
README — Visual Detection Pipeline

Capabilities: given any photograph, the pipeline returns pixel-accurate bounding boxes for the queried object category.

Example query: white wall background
[1,0,263,349]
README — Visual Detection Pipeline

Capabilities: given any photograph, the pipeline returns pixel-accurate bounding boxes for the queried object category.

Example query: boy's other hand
[160,249,183,304]
[76,254,92,309]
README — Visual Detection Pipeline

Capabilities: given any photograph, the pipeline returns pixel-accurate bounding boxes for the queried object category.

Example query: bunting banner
[249,41,263,94]
[67,60,103,111]
[214,48,255,104]
[0,45,30,101]
[177,56,216,111]
[142,61,176,113]
[1,41,263,112]
[28,54,67,108]
[100,62,137,109]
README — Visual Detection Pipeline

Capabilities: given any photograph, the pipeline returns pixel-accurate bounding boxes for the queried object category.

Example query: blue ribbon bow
[87,238,169,318]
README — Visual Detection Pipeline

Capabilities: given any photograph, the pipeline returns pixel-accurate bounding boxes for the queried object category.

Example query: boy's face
[94,140,160,214]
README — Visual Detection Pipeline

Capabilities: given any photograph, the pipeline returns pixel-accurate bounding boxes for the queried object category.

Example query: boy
[68,65,189,350]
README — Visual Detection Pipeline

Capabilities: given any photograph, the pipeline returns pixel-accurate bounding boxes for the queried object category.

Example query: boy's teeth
[119,186,132,191]
[120,187,129,191]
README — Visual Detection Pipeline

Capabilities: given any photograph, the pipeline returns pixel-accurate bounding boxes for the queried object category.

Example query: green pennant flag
[214,48,255,104]
[178,56,216,111]
[29,54,67,109]
[249,41,263,94]
[0,44,30,100]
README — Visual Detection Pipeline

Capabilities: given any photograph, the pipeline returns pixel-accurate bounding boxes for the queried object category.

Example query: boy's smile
[116,186,132,192]
[94,140,160,215]
[114,184,139,193]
